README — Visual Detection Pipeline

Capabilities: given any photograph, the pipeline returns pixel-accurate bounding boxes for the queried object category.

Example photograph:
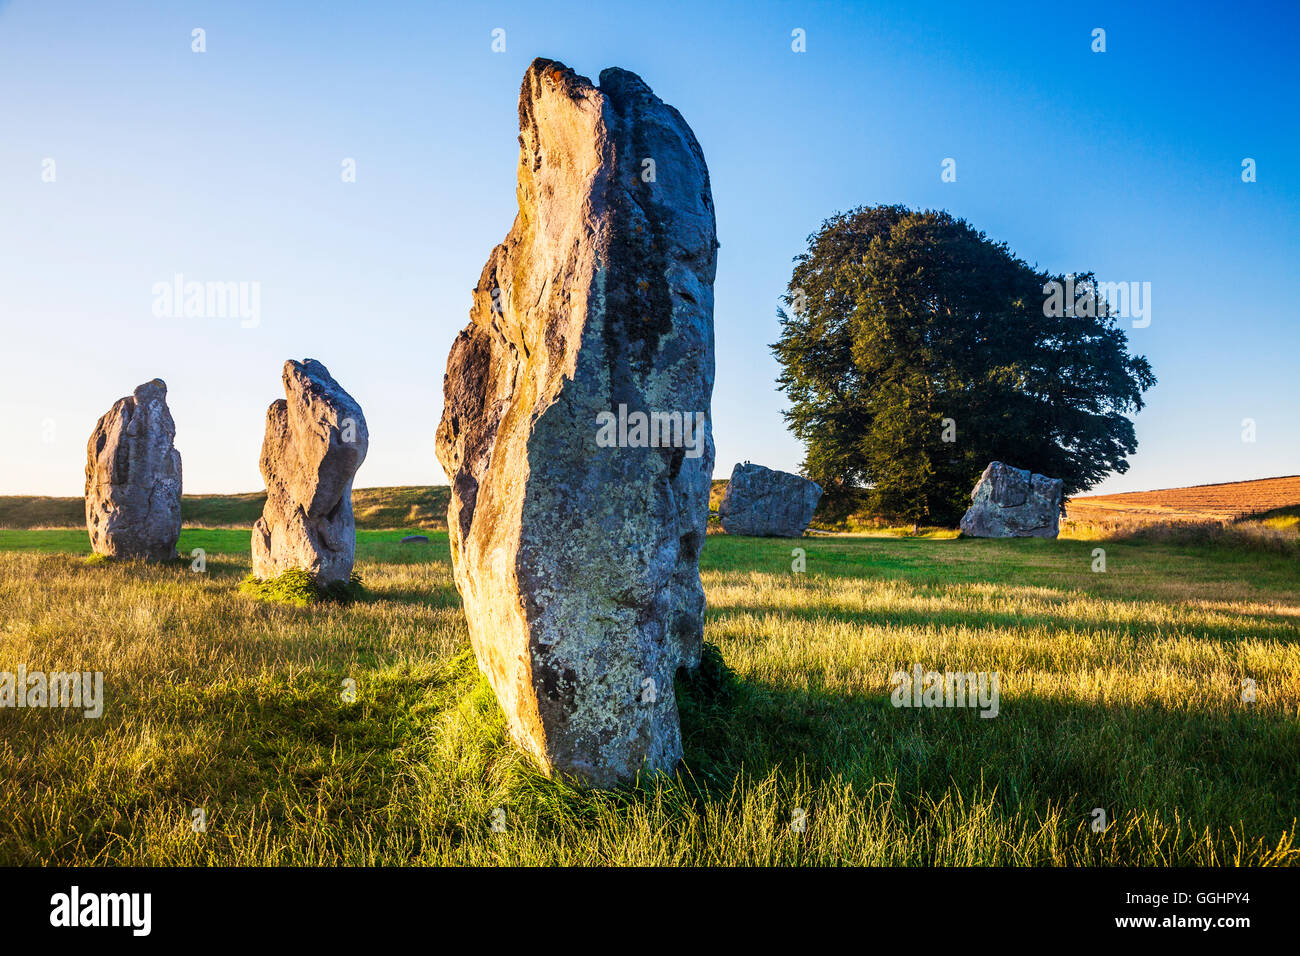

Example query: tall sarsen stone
[435,59,718,786]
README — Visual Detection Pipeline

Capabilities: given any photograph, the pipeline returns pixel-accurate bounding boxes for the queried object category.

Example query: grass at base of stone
[676,641,737,717]
[0,528,444,559]
[84,551,194,568]
[1,530,1298,865]
[239,568,366,607]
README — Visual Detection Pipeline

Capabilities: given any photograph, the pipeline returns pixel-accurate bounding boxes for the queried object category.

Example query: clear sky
[2,0,1296,496]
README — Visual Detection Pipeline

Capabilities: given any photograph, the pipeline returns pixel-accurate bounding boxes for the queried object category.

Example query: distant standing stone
[252,359,368,585]
[84,379,183,561]
[719,463,822,537]
[400,534,428,544]
[959,461,1062,538]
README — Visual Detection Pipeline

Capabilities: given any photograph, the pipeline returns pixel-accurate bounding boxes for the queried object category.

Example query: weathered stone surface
[400,535,429,544]
[718,462,822,537]
[84,379,183,561]
[959,461,1062,538]
[435,58,717,786]
[252,359,368,585]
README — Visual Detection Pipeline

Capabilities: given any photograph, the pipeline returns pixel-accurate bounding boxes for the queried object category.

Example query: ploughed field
[1066,475,1300,525]
[0,524,1297,865]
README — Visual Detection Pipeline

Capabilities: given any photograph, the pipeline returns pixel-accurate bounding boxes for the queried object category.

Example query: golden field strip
[1066,475,1300,525]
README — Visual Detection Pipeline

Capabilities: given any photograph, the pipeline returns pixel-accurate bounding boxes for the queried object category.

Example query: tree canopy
[771,205,1156,526]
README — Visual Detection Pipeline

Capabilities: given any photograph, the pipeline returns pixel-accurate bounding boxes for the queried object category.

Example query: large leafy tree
[772,206,1156,526]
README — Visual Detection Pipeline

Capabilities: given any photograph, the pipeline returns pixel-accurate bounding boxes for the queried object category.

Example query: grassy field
[0,486,451,531]
[9,476,1294,538]
[1,523,1297,866]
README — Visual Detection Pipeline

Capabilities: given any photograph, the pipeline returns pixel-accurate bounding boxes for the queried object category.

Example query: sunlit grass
[0,529,1296,865]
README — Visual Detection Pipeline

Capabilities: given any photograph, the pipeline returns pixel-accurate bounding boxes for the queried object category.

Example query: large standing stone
[84,379,183,561]
[252,359,368,585]
[718,462,822,537]
[959,461,1063,538]
[435,59,717,786]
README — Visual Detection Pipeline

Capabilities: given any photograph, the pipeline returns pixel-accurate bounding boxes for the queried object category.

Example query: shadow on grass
[706,589,1300,645]
[672,644,1300,849]
[365,583,463,608]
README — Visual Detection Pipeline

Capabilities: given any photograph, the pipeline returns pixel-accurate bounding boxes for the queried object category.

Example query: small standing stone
[959,461,1063,538]
[718,463,822,537]
[84,379,182,561]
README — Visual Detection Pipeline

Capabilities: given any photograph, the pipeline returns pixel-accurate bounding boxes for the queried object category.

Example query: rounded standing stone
[959,461,1063,538]
[718,462,823,537]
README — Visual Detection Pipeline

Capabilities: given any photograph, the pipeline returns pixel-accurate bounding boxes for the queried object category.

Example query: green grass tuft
[240,567,366,606]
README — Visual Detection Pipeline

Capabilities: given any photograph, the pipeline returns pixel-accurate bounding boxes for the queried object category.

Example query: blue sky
[1,0,1296,495]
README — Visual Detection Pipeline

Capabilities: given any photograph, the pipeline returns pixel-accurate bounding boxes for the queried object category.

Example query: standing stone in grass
[959,461,1063,538]
[84,379,183,561]
[434,58,717,787]
[252,359,368,585]
[718,462,822,537]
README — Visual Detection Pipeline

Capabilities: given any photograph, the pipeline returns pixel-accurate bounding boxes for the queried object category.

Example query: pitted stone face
[960,462,1063,538]
[435,58,718,786]
[988,467,1029,509]
[84,379,183,561]
[252,359,368,585]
